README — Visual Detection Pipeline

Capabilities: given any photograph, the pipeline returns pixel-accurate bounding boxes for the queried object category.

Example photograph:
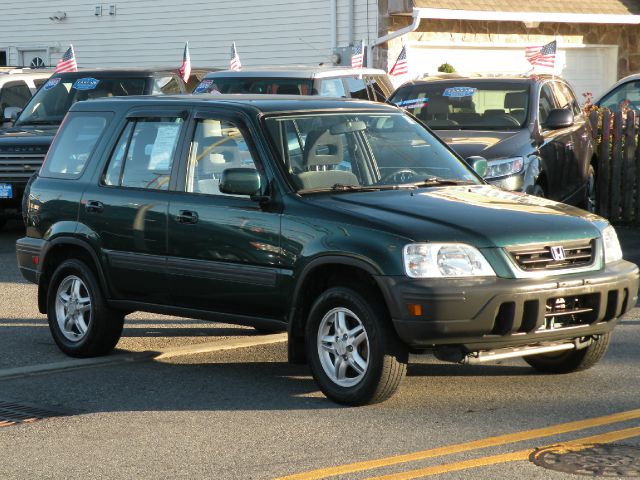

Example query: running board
[462,342,575,365]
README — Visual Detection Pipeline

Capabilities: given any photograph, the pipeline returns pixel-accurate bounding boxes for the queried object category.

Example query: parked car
[0,69,52,127]
[0,67,186,229]
[389,75,597,211]
[193,66,393,101]
[594,73,640,112]
[17,94,638,405]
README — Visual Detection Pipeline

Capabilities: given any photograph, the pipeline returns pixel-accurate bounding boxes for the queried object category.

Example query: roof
[411,0,640,15]
[72,94,395,115]
[51,67,180,78]
[204,66,387,80]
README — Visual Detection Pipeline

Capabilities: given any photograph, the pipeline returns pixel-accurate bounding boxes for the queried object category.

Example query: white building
[0,0,377,70]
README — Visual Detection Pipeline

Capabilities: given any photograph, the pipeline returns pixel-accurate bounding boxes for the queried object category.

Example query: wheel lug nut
[343,334,348,341]
[347,345,353,352]
[342,354,347,360]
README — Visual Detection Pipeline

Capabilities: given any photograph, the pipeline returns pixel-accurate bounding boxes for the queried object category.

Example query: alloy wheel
[54,275,92,342]
[316,307,370,387]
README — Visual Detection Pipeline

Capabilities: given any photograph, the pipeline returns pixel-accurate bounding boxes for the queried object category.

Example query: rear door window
[40,112,112,178]
[102,116,184,190]
[344,77,369,100]
[319,78,347,97]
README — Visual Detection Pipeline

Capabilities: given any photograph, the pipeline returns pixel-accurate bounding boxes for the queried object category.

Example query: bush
[437,63,456,73]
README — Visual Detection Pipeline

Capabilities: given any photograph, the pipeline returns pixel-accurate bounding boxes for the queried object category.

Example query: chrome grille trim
[507,239,595,271]
[500,238,603,279]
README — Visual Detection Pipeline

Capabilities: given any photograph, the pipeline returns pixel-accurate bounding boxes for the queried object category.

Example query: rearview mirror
[465,156,488,178]
[329,120,366,135]
[3,106,22,122]
[545,108,573,130]
[219,168,261,196]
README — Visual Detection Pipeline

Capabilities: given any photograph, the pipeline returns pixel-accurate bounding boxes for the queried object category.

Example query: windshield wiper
[411,177,477,187]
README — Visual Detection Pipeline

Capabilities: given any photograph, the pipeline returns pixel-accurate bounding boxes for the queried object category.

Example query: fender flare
[38,237,110,313]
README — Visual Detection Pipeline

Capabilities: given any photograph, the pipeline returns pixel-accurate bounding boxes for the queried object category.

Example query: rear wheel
[524,334,611,373]
[306,287,407,405]
[47,259,124,357]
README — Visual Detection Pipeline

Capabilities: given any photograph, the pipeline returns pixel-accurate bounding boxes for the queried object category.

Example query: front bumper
[375,260,639,350]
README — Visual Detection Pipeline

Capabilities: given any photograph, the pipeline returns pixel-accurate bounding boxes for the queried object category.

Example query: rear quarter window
[40,112,112,179]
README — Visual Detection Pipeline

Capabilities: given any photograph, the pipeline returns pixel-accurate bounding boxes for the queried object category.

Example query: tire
[47,259,124,357]
[584,165,597,213]
[0,218,6,232]
[305,287,407,406]
[524,334,611,374]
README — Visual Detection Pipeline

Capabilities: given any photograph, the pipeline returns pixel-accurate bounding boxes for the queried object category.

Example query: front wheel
[306,287,407,405]
[47,259,124,357]
[584,165,597,213]
[524,334,611,373]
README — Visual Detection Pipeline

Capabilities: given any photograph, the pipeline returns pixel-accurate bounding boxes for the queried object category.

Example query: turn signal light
[406,303,423,316]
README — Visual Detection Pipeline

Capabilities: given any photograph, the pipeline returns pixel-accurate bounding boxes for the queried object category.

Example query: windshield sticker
[43,78,61,91]
[442,87,477,98]
[72,78,100,91]
[193,79,214,94]
[395,97,429,109]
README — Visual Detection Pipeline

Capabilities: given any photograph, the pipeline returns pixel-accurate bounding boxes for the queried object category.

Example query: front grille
[507,239,595,272]
[0,153,44,180]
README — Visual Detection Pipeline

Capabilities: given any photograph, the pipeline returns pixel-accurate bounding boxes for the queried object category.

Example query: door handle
[177,210,199,224]
[85,200,104,213]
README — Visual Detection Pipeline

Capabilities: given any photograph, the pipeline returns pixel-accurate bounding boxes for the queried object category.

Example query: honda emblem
[550,246,566,261]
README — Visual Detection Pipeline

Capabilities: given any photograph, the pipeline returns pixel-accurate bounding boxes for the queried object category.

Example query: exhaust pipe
[462,342,575,365]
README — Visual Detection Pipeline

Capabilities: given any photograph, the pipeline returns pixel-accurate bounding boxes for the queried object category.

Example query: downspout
[367,8,423,67]
[330,0,337,52]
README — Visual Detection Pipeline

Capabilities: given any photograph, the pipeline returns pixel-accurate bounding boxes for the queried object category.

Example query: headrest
[504,92,527,109]
[428,97,450,115]
[303,130,344,167]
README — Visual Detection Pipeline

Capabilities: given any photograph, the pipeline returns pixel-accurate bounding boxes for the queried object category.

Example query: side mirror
[3,106,22,122]
[219,168,261,196]
[466,156,488,178]
[545,108,573,130]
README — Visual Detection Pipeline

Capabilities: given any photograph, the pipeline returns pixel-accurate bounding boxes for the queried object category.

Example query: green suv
[16,95,639,405]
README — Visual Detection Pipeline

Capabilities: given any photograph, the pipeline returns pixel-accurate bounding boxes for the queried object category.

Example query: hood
[307,185,603,248]
[0,125,57,150]
[434,129,533,160]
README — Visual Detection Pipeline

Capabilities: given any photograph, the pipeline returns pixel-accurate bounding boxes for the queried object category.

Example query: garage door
[403,43,617,101]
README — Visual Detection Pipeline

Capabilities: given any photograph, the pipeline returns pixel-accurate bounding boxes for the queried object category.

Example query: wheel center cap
[68,303,77,315]
[335,339,348,356]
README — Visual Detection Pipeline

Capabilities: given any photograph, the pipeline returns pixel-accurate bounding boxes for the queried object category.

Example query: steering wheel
[381,169,420,184]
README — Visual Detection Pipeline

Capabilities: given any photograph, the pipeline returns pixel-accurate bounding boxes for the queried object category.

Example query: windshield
[193,77,314,95]
[390,81,530,130]
[264,112,480,192]
[16,76,147,126]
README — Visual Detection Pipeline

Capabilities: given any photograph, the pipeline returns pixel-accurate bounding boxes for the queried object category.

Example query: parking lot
[0,219,639,479]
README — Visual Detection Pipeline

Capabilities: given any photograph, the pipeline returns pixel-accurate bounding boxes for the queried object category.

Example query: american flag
[178,42,191,83]
[389,45,408,76]
[351,40,364,69]
[230,42,242,71]
[54,45,77,73]
[525,40,557,68]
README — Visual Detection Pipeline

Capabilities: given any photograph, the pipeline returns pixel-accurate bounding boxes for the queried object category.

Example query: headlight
[484,157,524,179]
[403,243,496,278]
[602,225,623,263]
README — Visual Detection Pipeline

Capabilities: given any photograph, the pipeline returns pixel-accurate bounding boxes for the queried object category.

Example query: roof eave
[397,7,640,24]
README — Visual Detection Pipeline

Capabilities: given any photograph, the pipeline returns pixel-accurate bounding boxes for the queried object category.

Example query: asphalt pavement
[0,220,638,479]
